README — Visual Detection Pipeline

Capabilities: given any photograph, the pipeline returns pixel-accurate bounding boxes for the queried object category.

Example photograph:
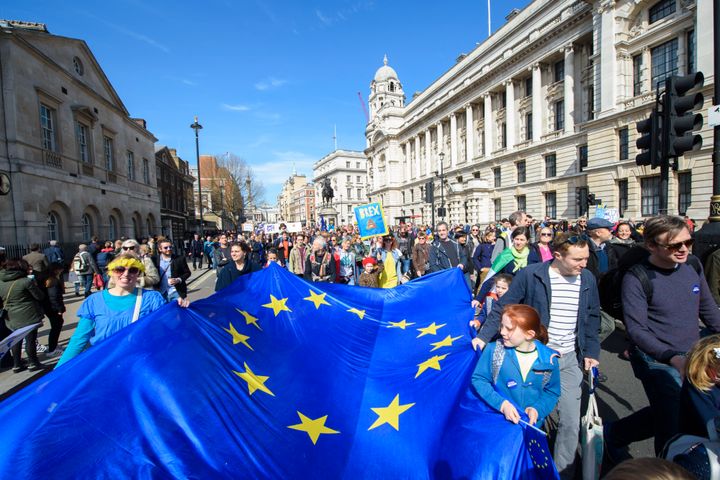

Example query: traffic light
[636,108,661,168]
[425,181,434,203]
[587,193,596,205]
[665,72,704,157]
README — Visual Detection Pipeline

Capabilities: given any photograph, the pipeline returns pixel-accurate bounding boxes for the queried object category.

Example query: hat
[454,230,467,237]
[362,257,377,267]
[586,218,615,230]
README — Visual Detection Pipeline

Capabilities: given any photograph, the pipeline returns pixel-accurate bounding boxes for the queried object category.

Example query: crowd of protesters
[0,210,716,478]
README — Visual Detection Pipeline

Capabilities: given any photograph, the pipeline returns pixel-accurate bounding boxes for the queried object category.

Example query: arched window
[389,82,395,92]
[108,215,117,241]
[81,214,92,241]
[47,212,60,242]
[146,218,152,236]
[132,218,140,239]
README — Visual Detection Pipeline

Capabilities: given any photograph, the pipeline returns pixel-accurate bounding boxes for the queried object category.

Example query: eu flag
[0,264,558,479]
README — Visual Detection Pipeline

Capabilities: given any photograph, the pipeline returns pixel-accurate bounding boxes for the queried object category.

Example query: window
[554,60,564,83]
[108,216,117,240]
[651,38,678,90]
[73,56,84,76]
[579,145,588,171]
[356,175,361,183]
[525,113,533,141]
[516,160,526,183]
[678,171,692,215]
[346,175,351,182]
[356,162,361,169]
[633,54,643,96]
[357,188,361,198]
[127,151,135,181]
[619,127,629,160]
[76,122,91,164]
[649,0,676,24]
[40,104,57,151]
[494,198,502,221]
[554,100,564,131]
[103,136,114,171]
[618,179,629,217]
[687,30,696,74]
[545,192,557,219]
[525,77,532,97]
[500,122,507,148]
[47,212,60,241]
[545,154,556,178]
[347,188,351,199]
[346,161,350,168]
[493,167,501,188]
[517,195,526,213]
[142,158,150,184]
[81,213,92,241]
[410,189,414,202]
[501,92,507,109]
[641,176,661,216]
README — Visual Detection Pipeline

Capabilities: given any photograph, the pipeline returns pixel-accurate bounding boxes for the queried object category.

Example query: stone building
[155,146,195,242]
[191,155,242,232]
[313,150,367,225]
[365,0,714,226]
[277,174,315,224]
[0,20,161,246]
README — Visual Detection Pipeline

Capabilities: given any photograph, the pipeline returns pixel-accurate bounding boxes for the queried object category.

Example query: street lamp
[190,116,203,235]
[433,152,446,223]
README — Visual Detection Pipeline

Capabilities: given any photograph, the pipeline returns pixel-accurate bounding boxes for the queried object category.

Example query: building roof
[374,54,398,82]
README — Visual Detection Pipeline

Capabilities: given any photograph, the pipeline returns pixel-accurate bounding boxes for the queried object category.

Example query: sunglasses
[561,236,583,245]
[122,246,135,250]
[540,233,553,237]
[112,266,140,275]
[656,238,694,252]
[160,246,172,250]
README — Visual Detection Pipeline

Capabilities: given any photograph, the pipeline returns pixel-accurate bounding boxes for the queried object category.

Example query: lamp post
[190,116,204,235]
[433,152,446,223]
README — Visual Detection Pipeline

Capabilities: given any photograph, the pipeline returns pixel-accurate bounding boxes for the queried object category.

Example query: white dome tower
[369,54,405,118]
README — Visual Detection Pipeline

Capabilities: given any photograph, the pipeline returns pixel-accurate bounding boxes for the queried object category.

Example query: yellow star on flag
[287,411,340,445]
[304,290,331,309]
[233,362,274,397]
[223,322,253,351]
[236,309,261,330]
[416,322,446,338]
[347,308,365,319]
[388,319,415,330]
[262,295,291,316]
[368,394,415,431]
[415,354,448,378]
[429,335,463,352]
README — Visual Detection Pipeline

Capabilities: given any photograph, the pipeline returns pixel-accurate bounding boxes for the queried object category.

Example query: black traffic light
[587,193,596,205]
[575,189,583,207]
[665,72,704,157]
[636,108,661,168]
[425,181,434,203]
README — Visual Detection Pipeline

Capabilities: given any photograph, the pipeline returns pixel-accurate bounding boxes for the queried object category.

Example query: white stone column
[564,45,575,133]
[414,136,421,179]
[436,121,444,171]
[425,129,432,178]
[465,104,474,162]
[598,2,616,115]
[404,142,411,182]
[505,81,516,148]
[696,0,713,78]
[532,64,542,141]
[677,33,687,76]
[450,113,458,168]
[483,94,494,155]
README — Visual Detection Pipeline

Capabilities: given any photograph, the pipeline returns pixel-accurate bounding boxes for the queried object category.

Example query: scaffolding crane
[357,91,369,123]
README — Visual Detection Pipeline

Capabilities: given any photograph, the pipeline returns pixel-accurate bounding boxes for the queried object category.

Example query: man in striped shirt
[474,232,600,479]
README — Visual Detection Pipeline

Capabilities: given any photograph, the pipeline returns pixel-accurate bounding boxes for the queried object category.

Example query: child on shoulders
[471,304,560,427]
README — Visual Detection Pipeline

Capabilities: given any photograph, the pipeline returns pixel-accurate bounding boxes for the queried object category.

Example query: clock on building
[0,172,10,195]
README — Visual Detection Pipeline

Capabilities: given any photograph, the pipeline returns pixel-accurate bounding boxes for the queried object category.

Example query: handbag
[93,273,105,290]
[580,370,603,480]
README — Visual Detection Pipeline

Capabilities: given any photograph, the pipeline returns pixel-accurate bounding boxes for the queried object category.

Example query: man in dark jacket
[153,239,191,302]
[584,217,619,343]
[474,232,600,479]
[428,222,469,274]
[43,240,65,268]
[189,233,204,270]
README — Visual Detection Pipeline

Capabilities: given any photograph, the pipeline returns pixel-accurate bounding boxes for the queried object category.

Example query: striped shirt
[547,267,581,355]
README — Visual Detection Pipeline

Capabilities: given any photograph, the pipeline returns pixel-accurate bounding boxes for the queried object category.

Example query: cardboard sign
[241,223,254,232]
[264,223,279,234]
[354,202,388,239]
[286,222,302,233]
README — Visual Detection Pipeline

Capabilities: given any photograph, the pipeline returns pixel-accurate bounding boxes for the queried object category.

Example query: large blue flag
[0,264,558,479]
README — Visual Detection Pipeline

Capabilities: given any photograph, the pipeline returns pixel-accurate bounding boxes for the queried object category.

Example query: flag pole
[487,0,491,37]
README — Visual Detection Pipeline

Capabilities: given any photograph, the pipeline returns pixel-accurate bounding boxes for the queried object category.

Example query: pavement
[0,269,655,468]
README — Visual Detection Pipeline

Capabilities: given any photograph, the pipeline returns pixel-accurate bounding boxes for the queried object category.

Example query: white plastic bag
[580,372,603,480]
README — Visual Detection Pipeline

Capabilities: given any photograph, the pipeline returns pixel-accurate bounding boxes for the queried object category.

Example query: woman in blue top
[471,304,560,427]
[56,254,183,368]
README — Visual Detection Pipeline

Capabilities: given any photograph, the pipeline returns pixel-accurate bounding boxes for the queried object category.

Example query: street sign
[709,105,720,127]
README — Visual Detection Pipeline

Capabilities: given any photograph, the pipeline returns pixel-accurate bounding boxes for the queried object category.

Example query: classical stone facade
[312,150,367,225]
[277,174,315,224]
[365,0,715,226]
[155,146,195,242]
[0,20,161,245]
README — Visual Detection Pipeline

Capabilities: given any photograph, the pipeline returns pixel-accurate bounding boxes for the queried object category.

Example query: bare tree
[214,153,265,224]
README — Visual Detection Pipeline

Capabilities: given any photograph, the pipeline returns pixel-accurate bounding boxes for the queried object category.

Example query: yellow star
[368,394,415,431]
[304,290,331,309]
[236,309,262,330]
[223,322,253,351]
[388,319,416,330]
[347,308,365,319]
[416,322,446,338]
[233,362,274,397]
[429,335,463,352]
[415,354,448,379]
[287,411,340,445]
[262,295,291,316]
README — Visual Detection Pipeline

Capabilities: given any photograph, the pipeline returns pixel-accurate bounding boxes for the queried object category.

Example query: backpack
[72,252,89,274]
[598,245,702,319]
[45,247,64,265]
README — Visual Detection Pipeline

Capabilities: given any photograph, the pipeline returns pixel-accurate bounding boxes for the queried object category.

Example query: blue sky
[4,0,529,203]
